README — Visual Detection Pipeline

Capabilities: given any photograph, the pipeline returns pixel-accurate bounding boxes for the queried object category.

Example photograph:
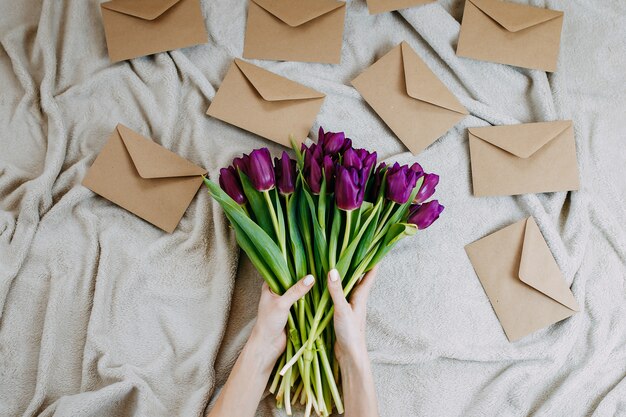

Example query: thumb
[349,265,378,313]
[281,274,315,307]
[327,269,350,313]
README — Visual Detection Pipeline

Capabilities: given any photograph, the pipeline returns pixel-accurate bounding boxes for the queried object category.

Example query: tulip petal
[249,148,276,191]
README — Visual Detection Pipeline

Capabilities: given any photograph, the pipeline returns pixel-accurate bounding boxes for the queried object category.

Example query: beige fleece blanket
[1,0,625,416]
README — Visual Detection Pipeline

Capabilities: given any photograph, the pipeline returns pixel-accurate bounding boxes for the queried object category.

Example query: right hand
[250,275,315,367]
[326,267,378,364]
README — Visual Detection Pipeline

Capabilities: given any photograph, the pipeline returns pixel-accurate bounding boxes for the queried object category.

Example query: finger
[260,281,280,300]
[327,269,350,313]
[280,274,315,308]
[349,266,378,311]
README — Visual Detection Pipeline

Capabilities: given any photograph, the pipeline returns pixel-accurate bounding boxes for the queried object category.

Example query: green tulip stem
[375,201,395,236]
[269,354,286,394]
[305,245,320,307]
[283,339,294,415]
[316,338,344,414]
[263,190,287,262]
[297,286,331,417]
[312,350,325,415]
[340,210,352,257]
[328,205,341,270]
[298,298,307,347]
[302,347,314,417]
[309,247,379,342]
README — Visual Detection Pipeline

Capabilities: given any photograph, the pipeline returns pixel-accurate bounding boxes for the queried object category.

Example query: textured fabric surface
[1,0,625,416]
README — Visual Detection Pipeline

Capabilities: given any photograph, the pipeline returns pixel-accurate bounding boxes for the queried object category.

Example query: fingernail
[303,275,315,286]
[329,269,339,282]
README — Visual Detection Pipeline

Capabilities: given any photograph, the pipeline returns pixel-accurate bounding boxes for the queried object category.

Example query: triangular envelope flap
[400,42,468,115]
[101,0,181,20]
[468,0,563,32]
[518,217,579,311]
[251,0,344,27]
[117,125,206,179]
[468,121,571,158]
[234,59,325,102]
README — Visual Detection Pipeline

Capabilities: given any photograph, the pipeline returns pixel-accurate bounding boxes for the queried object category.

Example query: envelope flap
[251,0,344,27]
[468,0,563,32]
[234,59,325,102]
[101,0,182,20]
[117,124,206,179]
[518,217,579,311]
[468,121,571,158]
[401,42,468,115]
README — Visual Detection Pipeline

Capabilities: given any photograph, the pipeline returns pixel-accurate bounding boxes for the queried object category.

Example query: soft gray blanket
[1,0,625,416]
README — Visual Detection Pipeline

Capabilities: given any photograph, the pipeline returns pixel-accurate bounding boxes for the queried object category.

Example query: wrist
[336,343,370,371]
[245,329,280,373]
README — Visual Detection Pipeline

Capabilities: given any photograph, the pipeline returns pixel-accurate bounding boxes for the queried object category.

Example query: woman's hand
[326,267,378,364]
[249,275,315,366]
[208,275,314,417]
[326,267,380,417]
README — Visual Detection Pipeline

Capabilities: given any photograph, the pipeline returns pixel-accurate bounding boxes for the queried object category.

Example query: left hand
[326,267,378,365]
[249,275,315,365]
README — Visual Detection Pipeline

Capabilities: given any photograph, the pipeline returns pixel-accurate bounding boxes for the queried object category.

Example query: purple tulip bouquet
[203,128,443,416]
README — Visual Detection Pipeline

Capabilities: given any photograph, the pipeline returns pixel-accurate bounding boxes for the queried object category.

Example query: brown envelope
[206,59,325,147]
[468,120,579,197]
[465,217,579,342]
[101,0,208,62]
[243,0,346,64]
[82,124,206,233]
[456,0,564,72]
[351,41,468,155]
[366,0,434,15]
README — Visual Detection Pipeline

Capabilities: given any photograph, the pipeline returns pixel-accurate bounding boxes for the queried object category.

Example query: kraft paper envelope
[469,120,579,196]
[101,0,208,62]
[351,41,468,155]
[206,59,325,147]
[82,124,206,233]
[456,0,564,72]
[366,0,434,15]
[243,0,346,64]
[465,217,579,342]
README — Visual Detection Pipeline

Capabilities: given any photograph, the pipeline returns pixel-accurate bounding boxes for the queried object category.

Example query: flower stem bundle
[205,128,444,416]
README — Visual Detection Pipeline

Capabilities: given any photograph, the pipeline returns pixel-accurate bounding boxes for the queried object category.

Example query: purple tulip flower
[385,162,419,204]
[368,162,387,201]
[335,166,366,211]
[303,129,373,196]
[342,148,360,168]
[414,173,439,204]
[248,148,275,191]
[274,151,296,195]
[232,154,250,174]
[343,148,377,174]
[318,127,352,156]
[323,155,336,192]
[303,143,324,194]
[407,200,444,229]
[219,166,247,205]
[359,149,378,176]
[410,162,424,177]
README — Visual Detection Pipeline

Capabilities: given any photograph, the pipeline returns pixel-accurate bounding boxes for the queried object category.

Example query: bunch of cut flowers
[204,128,443,416]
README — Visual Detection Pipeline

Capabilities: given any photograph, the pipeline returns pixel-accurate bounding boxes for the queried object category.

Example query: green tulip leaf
[303,188,329,275]
[224,211,282,294]
[204,178,291,289]
[328,205,341,269]
[368,222,418,268]
[335,200,381,277]
[238,172,275,240]
[287,193,307,280]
